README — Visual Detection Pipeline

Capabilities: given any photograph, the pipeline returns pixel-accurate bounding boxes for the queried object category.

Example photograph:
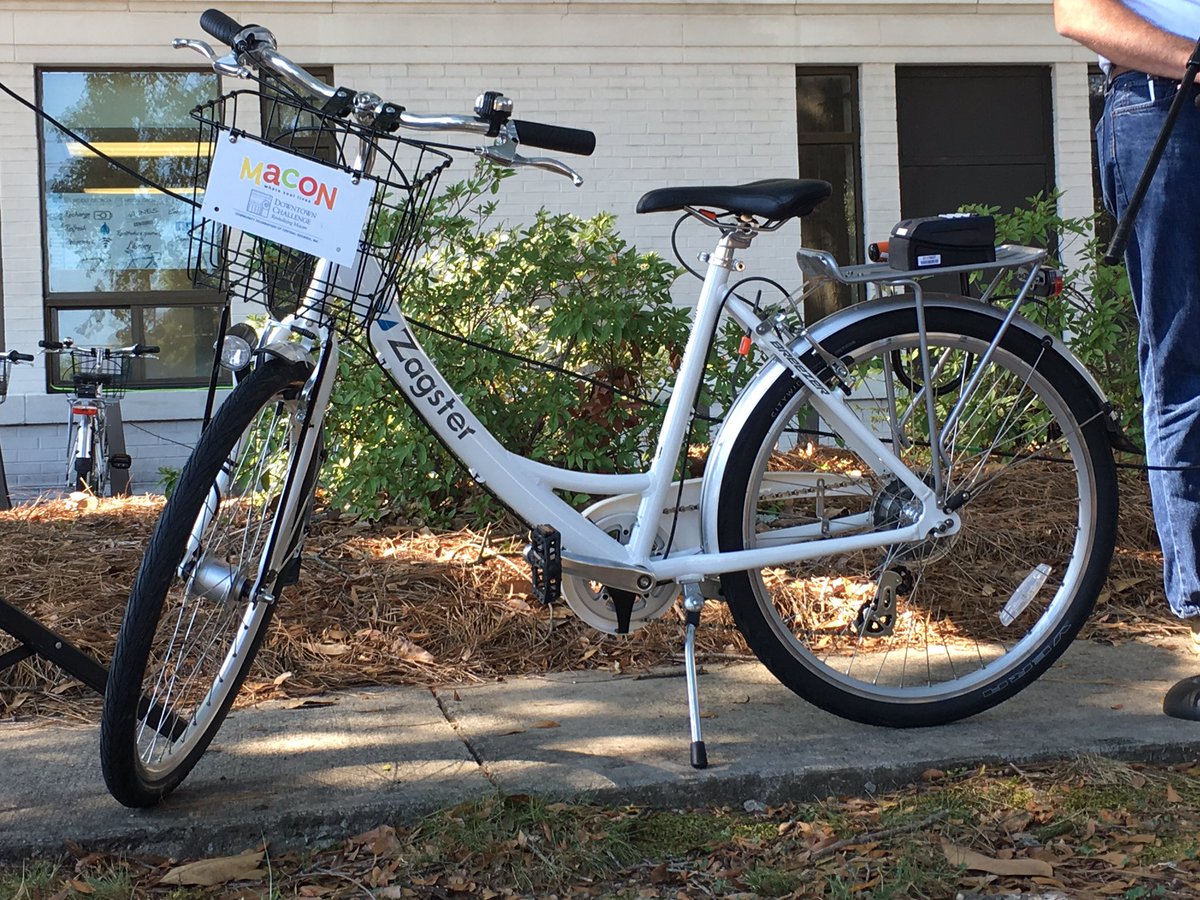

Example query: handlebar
[186,8,595,180]
[38,339,158,358]
[4,350,33,363]
[199,7,244,46]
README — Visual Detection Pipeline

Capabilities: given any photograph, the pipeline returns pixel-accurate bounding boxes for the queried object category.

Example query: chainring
[561,511,681,634]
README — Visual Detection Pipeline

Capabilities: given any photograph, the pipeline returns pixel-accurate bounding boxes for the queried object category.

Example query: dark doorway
[896,66,1054,219]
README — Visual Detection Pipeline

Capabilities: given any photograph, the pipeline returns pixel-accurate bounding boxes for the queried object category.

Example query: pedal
[524,524,562,606]
[110,454,132,471]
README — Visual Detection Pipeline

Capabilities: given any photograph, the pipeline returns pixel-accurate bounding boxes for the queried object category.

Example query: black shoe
[1163,675,1200,720]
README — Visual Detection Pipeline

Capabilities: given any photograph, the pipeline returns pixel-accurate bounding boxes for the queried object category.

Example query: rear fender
[698,294,1126,554]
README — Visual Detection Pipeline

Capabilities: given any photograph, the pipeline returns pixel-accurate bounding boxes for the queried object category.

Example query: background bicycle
[0,349,35,509]
[38,339,157,496]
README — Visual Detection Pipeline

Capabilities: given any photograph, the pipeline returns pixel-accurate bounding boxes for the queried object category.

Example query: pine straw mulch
[0,467,1181,723]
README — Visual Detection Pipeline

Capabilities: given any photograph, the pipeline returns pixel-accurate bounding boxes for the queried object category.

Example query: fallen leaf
[394,636,436,664]
[283,698,337,710]
[349,825,400,856]
[303,642,350,657]
[941,840,1053,877]
[160,850,264,887]
[532,720,560,729]
[996,810,1034,833]
[1167,784,1183,803]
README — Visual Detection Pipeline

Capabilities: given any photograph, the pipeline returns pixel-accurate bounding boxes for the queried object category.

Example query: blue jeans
[1097,71,1200,619]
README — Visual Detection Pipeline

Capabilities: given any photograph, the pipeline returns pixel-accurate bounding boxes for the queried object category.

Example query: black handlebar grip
[10,352,34,362]
[139,344,161,355]
[38,339,63,350]
[201,8,245,46]
[510,120,596,157]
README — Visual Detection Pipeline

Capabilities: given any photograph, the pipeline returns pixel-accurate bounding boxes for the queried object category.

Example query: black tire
[72,455,91,494]
[716,304,1118,727]
[70,421,94,494]
[101,357,314,807]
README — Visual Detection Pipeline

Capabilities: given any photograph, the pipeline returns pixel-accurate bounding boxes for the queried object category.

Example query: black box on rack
[888,214,996,271]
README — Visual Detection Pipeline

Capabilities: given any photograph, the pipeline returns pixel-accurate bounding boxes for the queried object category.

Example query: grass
[7,757,1200,897]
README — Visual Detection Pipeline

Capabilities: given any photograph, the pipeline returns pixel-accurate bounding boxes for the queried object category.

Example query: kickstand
[681,582,708,769]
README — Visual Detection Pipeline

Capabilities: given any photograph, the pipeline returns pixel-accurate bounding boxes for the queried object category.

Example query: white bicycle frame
[352,225,959,589]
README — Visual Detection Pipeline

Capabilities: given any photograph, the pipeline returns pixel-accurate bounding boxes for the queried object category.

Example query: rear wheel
[100,357,315,806]
[716,304,1118,727]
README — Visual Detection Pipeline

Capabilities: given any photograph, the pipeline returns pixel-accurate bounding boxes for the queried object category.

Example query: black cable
[405,315,723,423]
[0,78,200,208]
[127,421,198,451]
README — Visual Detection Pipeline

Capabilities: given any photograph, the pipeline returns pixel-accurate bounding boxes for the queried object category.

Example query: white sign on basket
[200,137,373,266]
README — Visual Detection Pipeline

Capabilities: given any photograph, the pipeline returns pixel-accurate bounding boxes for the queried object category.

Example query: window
[796,67,864,320]
[896,66,1054,218]
[39,68,222,388]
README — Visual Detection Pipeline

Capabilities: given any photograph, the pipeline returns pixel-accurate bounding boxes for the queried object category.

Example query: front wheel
[100,357,315,807]
[716,304,1118,727]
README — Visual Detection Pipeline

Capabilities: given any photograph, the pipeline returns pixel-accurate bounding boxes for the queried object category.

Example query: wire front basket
[187,88,453,336]
[64,352,133,401]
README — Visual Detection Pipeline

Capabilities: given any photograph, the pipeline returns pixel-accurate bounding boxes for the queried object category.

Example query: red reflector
[738,335,753,356]
[699,209,718,221]
[72,406,99,416]
[1052,275,1064,296]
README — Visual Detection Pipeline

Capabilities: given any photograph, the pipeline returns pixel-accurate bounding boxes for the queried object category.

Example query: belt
[1105,65,1182,97]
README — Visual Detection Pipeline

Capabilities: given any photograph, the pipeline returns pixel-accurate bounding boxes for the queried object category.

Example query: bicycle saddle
[636,178,832,221]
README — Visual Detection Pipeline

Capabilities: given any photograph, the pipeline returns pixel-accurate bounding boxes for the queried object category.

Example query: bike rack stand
[0,442,11,511]
[105,401,132,497]
[0,598,189,736]
[0,596,109,697]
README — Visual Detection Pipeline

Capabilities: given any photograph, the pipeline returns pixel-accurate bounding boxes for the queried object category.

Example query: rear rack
[796,243,1048,302]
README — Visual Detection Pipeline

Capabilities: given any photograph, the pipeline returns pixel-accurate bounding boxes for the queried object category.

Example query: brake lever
[477,138,584,187]
[172,38,252,79]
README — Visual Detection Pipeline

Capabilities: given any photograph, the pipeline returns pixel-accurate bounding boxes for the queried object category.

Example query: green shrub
[321,165,688,524]
[963,191,1142,445]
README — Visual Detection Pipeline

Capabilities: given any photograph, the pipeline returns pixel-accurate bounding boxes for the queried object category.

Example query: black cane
[1104,35,1200,264]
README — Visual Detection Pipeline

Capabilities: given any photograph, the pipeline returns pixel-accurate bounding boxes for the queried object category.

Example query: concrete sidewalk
[3,637,1200,861]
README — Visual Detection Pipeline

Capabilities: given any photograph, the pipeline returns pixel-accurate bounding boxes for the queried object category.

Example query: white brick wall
[0,0,1095,493]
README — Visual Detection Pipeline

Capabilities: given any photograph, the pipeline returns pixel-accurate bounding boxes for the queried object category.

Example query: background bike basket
[186,88,452,335]
[63,353,133,400]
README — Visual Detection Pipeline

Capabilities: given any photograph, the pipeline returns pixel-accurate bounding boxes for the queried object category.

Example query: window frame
[36,65,225,391]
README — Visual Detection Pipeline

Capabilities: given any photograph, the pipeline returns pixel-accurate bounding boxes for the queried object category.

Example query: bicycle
[38,339,158,496]
[99,9,1122,807]
[0,349,35,509]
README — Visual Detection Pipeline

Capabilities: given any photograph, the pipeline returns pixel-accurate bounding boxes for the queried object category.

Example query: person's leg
[1102,74,1200,719]
[1102,76,1200,630]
